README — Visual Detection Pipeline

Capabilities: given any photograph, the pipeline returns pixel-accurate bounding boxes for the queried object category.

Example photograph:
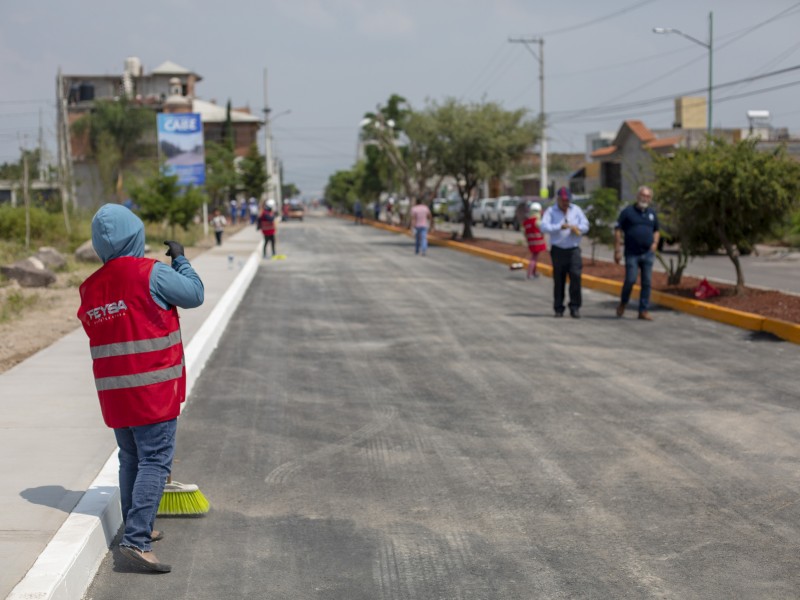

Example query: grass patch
[0,289,39,322]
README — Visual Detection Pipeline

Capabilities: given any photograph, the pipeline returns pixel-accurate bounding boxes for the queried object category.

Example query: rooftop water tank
[78,81,95,102]
[125,56,142,77]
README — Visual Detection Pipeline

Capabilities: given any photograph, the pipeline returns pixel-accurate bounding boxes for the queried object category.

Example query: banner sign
[157,113,206,186]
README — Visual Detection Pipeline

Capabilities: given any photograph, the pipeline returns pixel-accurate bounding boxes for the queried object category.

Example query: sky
[2,0,800,198]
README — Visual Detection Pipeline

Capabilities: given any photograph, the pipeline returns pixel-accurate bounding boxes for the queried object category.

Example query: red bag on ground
[694,278,720,300]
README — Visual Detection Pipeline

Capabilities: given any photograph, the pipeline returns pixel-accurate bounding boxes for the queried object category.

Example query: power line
[558,79,800,124]
[714,2,800,53]
[550,64,800,121]
[459,43,518,101]
[559,3,800,124]
[537,0,659,37]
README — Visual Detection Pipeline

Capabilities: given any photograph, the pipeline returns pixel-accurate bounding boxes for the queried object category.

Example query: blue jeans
[621,251,655,313]
[414,226,428,255]
[114,418,176,551]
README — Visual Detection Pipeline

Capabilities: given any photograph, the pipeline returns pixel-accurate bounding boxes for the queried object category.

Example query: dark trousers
[262,234,276,257]
[214,231,223,246]
[550,246,582,313]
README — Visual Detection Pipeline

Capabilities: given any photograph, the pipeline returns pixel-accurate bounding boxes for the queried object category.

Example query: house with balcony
[60,57,262,207]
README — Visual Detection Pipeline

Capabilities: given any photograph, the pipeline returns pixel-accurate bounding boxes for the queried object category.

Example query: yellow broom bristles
[157,481,210,516]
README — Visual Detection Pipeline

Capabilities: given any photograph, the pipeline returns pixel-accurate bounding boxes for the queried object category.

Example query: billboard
[157,113,206,186]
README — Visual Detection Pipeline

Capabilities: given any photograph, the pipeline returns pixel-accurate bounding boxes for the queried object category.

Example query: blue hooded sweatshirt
[91,204,204,310]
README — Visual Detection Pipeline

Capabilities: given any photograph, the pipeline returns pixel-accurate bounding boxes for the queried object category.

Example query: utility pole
[509,36,547,198]
[22,147,30,250]
[55,68,76,217]
[708,11,713,135]
[263,68,275,209]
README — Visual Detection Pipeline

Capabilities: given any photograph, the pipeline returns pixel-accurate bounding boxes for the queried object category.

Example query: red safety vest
[259,211,276,235]
[77,257,185,428]
[523,216,547,253]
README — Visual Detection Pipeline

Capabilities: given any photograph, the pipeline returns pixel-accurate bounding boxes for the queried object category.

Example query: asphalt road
[436,219,800,295]
[85,216,800,599]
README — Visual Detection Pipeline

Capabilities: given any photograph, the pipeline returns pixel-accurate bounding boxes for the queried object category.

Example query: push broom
[157,475,210,516]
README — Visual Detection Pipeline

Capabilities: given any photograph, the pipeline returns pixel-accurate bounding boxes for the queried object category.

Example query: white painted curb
[7,247,261,600]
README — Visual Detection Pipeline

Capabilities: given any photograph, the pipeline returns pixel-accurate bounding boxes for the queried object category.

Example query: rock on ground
[74,240,101,263]
[0,258,56,288]
[34,247,66,270]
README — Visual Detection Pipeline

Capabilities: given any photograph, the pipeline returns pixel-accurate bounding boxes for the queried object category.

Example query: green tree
[204,141,238,209]
[71,98,156,201]
[360,96,445,219]
[653,137,800,292]
[282,182,300,199]
[130,171,206,235]
[429,98,539,239]
[360,94,411,202]
[585,188,621,264]
[325,167,363,213]
[239,143,267,200]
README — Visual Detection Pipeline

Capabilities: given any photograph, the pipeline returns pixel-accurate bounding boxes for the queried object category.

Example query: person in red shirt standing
[78,204,204,573]
[258,204,278,258]
[522,202,547,278]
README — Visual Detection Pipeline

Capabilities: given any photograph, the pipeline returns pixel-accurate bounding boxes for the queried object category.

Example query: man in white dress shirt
[539,187,590,318]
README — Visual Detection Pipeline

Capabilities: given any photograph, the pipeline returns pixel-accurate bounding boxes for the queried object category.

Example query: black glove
[164,240,185,259]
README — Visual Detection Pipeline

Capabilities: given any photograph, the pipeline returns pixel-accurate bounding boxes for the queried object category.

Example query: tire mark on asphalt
[265,403,397,484]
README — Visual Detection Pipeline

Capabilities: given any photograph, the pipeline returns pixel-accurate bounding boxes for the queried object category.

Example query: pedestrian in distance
[238,198,247,224]
[385,199,394,225]
[409,198,432,256]
[615,185,660,321]
[210,209,227,246]
[522,202,547,279]
[258,204,278,258]
[373,200,380,221]
[248,197,259,225]
[540,187,590,318]
[229,198,238,225]
[77,204,204,573]
[353,199,364,225]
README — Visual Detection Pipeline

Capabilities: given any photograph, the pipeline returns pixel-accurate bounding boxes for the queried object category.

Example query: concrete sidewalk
[1,225,263,600]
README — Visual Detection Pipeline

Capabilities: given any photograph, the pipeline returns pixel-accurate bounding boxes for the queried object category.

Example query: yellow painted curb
[351,214,800,344]
[762,317,800,344]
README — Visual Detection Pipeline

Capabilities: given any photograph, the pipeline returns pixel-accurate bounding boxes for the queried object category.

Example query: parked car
[445,198,464,223]
[488,196,521,228]
[478,199,497,227]
[287,203,305,221]
[472,198,493,225]
[432,198,448,218]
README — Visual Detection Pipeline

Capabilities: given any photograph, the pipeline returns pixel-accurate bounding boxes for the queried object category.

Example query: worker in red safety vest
[77,204,204,573]
[258,204,278,258]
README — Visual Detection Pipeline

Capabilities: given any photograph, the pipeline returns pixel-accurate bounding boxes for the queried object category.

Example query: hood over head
[91,203,146,263]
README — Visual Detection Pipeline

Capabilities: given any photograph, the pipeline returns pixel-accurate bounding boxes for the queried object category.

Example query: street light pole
[653,11,714,135]
[707,11,713,135]
[509,36,547,198]
[263,68,274,205]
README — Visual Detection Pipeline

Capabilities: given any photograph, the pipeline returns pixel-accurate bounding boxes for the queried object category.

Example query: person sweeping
[77,204,204,573]
[257,204,278,258]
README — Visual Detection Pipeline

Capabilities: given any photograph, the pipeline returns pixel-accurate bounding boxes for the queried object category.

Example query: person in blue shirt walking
[614,185,660,321]
[540,187,590,318]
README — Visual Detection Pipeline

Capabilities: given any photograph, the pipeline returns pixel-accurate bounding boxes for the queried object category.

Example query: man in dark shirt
[614,185,660,320]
